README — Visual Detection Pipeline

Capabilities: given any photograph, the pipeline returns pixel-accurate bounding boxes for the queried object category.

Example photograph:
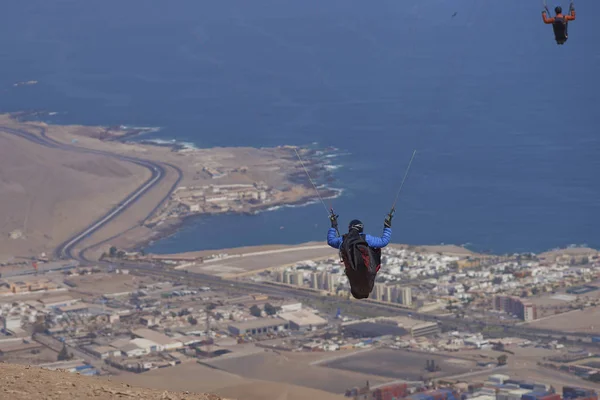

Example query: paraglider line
[390,149,417,213]
[293,148,331,216]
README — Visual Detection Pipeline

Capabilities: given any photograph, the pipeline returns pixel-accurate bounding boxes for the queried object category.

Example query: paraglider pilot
[542,2,576,45]
[327,213,392,299]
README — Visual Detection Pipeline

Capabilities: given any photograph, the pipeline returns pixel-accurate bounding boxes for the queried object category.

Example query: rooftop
[131,338,162,350]
[279,310,327,327]
[87,345,119,354]
[58,303,92,313]
[342,322,408,338]
[131,328,181,346]
[38,295,78,306]
[228,317,287,331]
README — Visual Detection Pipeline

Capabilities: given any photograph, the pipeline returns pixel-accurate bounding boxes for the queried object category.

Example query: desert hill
[0,362,225,400]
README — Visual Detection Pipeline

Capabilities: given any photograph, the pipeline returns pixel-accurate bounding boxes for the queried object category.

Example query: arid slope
[0,128,149,259]
[0,362,224,400]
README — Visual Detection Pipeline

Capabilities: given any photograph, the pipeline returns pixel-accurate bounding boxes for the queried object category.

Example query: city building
[310,272,319,289]
[228,318,289,336]
[398,287,412,306]
[410,322,440,338]
[291,271,303,286]
[494,295,537,321]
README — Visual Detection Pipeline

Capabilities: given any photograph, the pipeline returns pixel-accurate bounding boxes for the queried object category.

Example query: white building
[279,310,328,332]
[399,287,412,306]
[1,315,22,331]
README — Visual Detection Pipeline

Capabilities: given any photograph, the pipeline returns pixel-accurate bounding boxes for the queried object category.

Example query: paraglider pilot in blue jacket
[327,219,392,250]
[327,214,392,299]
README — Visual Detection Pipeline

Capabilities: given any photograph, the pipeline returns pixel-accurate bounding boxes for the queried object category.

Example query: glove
[384,213,393,229]
[329,213,339,229]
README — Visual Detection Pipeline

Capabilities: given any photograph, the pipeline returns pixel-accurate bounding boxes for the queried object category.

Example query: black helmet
[348,219,364,233]
[555,5,562,14]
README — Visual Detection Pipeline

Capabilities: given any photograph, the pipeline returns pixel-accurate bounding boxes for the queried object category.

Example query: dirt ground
[63,273,150,295]
[322,348,478,381]
[526,306,600,333]
[0,116,150,259]
[0,113,329,261]
[117,361,347,400]
[202,350,388,394]
[0,361,224,400]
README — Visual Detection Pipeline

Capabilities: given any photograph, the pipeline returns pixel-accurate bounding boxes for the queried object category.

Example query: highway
[0,125,182,260]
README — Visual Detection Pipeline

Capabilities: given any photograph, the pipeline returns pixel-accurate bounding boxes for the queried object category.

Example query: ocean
[1,0,598,255]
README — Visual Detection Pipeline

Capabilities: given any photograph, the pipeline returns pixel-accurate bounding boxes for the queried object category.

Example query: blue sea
[1,0,598,255]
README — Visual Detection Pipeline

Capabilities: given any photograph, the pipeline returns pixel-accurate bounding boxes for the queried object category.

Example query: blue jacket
[327,227,392,250]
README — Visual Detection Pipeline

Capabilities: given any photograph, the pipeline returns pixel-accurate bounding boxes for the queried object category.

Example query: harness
[339,231,382,298]
[552,15,567,41]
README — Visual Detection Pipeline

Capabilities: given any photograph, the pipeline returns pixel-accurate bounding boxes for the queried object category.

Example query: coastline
[5,111,345,260]
[5,111,597,260]
[132,186,343,254]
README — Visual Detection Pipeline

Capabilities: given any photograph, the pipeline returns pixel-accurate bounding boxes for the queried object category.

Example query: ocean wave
[120,125,162,132]
[324,152,352,158]
[142,138,198,150]
[324,164,342,171]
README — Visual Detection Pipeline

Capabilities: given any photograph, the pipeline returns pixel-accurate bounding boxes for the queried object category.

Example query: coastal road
[120,262,600,344]
[0,125,181,260]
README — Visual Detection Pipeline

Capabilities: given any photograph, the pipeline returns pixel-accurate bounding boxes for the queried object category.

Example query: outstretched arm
[542,11,555,24]
[566,8,576,21]
[365,227,392,249]
[327,228,342,249]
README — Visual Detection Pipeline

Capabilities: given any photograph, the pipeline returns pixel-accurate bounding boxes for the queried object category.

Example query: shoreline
[9,111,597,260]
[132,186,343,254]
[6,111,346,260]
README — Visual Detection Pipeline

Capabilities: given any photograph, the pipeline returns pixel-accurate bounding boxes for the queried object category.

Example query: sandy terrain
[1,113,338,261]
[117,361,346,400]
[182,245,335,277]
[203,350,388,394]
[0,361,224,400]
[526,306,600,333]
[62,273,150,296]
[323,348,479,382]
[162,242,480,259]
[0,117,150,259]
[149,241,326,259]
[0,112,336,261]
[38,117,319,195]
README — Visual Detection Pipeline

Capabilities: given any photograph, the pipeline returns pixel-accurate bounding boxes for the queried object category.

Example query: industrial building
[342,322,408,338]
[228,318,288,336]
[83,345,122,359]
[279,310,327,332]
[38,295,80,309]
[131,328,184,351]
